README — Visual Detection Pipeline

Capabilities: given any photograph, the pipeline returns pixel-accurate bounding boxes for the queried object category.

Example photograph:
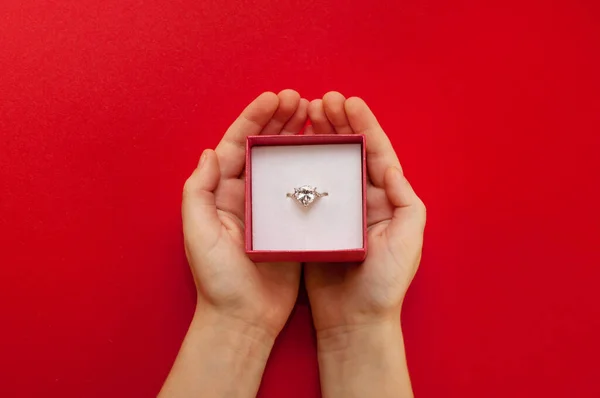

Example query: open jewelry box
[245,134,367,263]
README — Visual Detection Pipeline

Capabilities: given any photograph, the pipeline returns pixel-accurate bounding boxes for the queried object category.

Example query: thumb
[182,150,222,246]
[383,166,426,242]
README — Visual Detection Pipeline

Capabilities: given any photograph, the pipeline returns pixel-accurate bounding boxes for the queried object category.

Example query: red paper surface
[1,0,599,397]
[245,134,367,263]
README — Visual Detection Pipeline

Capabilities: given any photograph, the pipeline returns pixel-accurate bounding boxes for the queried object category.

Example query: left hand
[304,92,426,334]
[182,90,308,340]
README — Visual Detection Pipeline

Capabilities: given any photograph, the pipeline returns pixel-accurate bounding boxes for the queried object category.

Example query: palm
[305,187,421,329]
[183,90,309,337]
[214,177,300,332]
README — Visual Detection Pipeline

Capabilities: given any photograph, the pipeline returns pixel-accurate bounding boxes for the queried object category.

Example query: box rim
[245,134,368,258]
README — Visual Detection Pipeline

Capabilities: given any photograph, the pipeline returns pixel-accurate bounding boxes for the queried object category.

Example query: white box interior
[251,143,363,251]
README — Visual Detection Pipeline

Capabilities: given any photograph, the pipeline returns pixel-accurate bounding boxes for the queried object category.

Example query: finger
[384,166,426,239]
[281,98,309,135]
[323,91,353,135]
[345,97,401,187]
[307,99,334,134]
[215,92,279,179]
[182,150,222,248]
[261,89,301,136]
[366,185,395,227]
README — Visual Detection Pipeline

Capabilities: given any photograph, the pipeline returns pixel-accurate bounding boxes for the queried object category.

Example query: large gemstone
[294,185,318,207]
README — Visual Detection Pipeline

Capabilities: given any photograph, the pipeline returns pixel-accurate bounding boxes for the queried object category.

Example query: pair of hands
[182,90,426,348]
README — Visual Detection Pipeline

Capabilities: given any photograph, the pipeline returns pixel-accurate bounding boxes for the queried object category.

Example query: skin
[159,90,306,398]
[159,90,426,398]
[306,92,426,398]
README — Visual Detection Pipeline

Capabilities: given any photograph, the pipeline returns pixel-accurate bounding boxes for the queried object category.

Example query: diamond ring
[286,185,329,207]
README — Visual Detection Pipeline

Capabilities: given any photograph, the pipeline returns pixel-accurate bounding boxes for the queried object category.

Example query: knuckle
[413,198,427,222]
[182,175,197,197]
[418,200,427,228]
[419,199,427,216]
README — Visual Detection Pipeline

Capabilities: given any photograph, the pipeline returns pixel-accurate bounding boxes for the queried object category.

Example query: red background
[1,0,599,397]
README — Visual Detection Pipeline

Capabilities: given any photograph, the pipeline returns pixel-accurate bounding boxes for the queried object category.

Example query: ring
[286,185,329,207]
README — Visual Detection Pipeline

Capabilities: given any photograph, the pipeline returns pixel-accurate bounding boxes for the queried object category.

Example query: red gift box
[245,134,367,263]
